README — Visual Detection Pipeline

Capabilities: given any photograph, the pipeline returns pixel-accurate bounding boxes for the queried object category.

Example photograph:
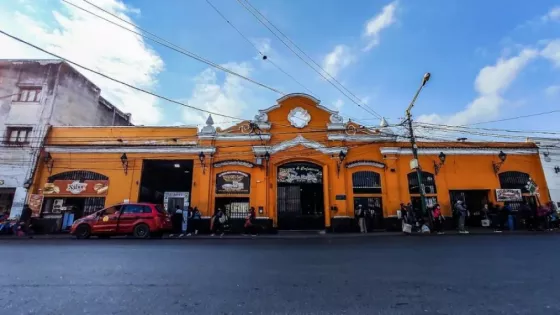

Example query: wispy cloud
[321,44,355,78]
[545,85,560,97]
[541,39,560,67]
[542,6,560,22]
[362,1,398,52]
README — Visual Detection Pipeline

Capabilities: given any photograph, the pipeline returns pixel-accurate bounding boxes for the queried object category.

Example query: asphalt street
[1,235,560,315]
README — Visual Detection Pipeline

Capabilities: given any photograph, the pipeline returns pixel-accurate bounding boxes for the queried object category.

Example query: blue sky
[0,0,559,141]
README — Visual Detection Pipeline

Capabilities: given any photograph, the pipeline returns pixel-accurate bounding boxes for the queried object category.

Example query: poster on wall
[216,171,250,194]
[28,194,44,217]
[496,189,522,202]
[278,164,322,184]
[43,180,109,196]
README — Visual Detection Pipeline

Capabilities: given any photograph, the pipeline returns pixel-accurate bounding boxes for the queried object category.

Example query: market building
[26,93,550,232]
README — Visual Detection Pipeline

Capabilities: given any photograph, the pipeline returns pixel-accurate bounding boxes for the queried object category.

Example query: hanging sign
[496,189,522,202]
[216,171,250,194]
[28,194,44,218]
[278,164,322,184]
[43,180,109,196]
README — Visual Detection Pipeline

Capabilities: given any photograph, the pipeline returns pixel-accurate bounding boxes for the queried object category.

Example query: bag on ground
[402,223,412,234]
[481,219,490,227]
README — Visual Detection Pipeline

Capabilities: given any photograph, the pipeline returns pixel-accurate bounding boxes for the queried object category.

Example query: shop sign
[278,165,322,184]
[43,180,109,196]
[216,171,250,194]
[496,189,522,202]
[28,194,44,218]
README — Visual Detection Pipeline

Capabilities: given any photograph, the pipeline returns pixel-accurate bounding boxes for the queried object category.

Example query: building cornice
[213,160,255,168]
[198,134,271,141]
[380,147,539,155]
[328,134,397,142]
[345,160,386,169]
[253,135,347,155]
[45,146,216,154]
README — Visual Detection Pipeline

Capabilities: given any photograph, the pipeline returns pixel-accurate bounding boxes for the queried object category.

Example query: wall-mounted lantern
[199,152,206,174]
[120,153,128,175]
[555,166,560,174]
[23,178,33,189]
[337,150,346,177]
[43,152,54,174]
[433,151,446,175]
[492,150,507,174]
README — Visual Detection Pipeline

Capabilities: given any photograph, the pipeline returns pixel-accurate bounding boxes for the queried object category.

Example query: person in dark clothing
[190,207,202,235]
[432,204,445,234]
[243,207,257,235]
[170,205,183,237]
[211,208,225,237]
[520,202,534,231]
[18,204,32,237]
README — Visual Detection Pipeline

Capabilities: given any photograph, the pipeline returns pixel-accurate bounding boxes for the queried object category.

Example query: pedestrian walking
[191,206,201,235]
[179,206,191,237]
[355,204,367,233]
[211,208,226,237]
[169,205,183,237]
[520,202,534,231]
[243,207,257,236]
[432,204,445,234]
[454,200,469,234]
[17,204,33,238]
[480,204,491,229]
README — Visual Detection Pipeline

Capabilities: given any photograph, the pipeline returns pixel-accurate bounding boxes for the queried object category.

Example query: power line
[204,0,315,97]
[0,29,248,121]
[61,0,284,95]
[236,0,384,120]
[415,122,560,135]
[465,110,560,126]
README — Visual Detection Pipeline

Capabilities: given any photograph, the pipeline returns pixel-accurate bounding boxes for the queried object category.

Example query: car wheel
[75,224,91,239]
[133,224,150,239]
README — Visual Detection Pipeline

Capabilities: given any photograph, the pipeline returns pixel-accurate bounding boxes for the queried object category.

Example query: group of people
[0,204,33,237]
[169,205,258,237]
[354,204,383,233]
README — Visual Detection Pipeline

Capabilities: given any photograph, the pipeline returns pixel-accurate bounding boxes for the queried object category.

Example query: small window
[122,205,146,214]
[5,127,32,144]
[103,205,122,215]
[16,87,42,102]
[155,205,165,214]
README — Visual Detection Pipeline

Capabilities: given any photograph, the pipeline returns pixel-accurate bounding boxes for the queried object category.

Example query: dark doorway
[138,160,194,205]
[449,190,489,227]
[353,197,383,231]
[215,197,250,219]
[277,162,324,230]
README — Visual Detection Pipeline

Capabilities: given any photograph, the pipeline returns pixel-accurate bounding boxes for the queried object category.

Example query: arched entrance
[277,162,324,230]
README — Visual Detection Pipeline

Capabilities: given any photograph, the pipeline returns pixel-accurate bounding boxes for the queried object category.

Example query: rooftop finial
[206,114,214,126]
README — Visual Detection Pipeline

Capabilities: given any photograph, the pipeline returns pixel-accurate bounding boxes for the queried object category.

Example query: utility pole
[405,73,431,217]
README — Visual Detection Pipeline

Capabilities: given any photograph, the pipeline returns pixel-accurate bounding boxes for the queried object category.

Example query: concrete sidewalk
[1,229,558,240]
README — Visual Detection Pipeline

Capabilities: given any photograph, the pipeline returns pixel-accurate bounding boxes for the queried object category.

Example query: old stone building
[0,59,132,218]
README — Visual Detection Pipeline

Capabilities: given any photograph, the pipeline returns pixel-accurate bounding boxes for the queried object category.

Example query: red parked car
[71,203,171,239]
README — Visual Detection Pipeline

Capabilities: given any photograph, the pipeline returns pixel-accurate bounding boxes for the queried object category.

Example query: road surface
[1,234,559,314]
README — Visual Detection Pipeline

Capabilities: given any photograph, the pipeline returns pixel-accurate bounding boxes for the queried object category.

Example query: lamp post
[199,152,206,174]
[405,72,431,217]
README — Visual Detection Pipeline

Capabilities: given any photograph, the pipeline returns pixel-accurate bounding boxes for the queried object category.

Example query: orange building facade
[27,94,549,232]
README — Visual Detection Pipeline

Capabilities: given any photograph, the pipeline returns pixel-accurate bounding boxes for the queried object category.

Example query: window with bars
[15,87,42,102]
[407,171,437,194]
[48,170,109,182]
[352,171,382,194]
[5,127,32,144]
[498,171,530,192]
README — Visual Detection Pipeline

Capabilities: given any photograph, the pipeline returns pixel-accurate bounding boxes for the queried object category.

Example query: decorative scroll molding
[213,160,255,168]
[253,135,347,155]
[380,147,539,156]
[345,160,386,169]
[45,146,216,154]
[277,93,320,104]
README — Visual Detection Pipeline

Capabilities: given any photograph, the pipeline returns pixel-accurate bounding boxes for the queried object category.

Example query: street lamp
[199,152,207,174]
[492,151,507,174]
[43,152,54,174]
[433,151,446,175]
[555,166,560,174]
[337,150,346,177]
[405,72,431,217]
[120,153,128,175]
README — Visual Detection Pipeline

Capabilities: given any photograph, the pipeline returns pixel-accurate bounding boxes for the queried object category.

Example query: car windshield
[155,205,166,214]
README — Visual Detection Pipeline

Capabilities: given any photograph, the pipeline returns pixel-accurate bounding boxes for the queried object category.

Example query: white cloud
[362,1,398,51]
[0,0,164,125]
[541,39,560,67]
[542,6,560,22]
[545,85,560,97]
[322,44,355,78]
[333,99,344,111]
[418,48,538,125]
[183,62,253,128]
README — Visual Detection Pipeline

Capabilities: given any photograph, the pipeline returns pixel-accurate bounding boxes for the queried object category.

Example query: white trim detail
[45,146,216,154]
[380,147,539,155]
[327,123,347,131]
[253,135,347,155]
[332,215,351,218]
[198,134,271,141]
[328,134,397,142]
[277,93,320,104]
[288,107,311,128]
[346,160,385,169]
[255,217,270,220]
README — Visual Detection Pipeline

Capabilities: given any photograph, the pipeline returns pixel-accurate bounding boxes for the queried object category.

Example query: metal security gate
[277,162,324,230]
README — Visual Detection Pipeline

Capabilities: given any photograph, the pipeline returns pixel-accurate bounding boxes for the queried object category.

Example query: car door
[91,205,121,234]
[117,204,150,234]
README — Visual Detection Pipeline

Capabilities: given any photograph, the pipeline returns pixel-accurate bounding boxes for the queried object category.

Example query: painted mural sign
[216,171,250,194]
[27,194,44,218]
[496,189,523,202]
[43,180,109,196]
[277,164,322,184]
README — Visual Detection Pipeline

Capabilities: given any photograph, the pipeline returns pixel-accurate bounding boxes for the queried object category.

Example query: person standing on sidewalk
[455,200,469,234]
[179,206,191,237]
[191,206,201,235]
[17,204,33,238]
[432,204,445,234]
[355,204,367,233]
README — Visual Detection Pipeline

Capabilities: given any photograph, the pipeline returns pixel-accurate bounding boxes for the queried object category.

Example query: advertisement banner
[216,171,250,194]
[28,194,44,217]
[278,164,322,184]
[43,180,109,196]
[496,189,523,202]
